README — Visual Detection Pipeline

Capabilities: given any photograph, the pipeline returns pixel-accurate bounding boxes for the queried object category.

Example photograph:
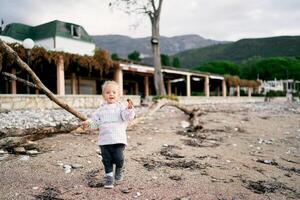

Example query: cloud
[0,0,299,41]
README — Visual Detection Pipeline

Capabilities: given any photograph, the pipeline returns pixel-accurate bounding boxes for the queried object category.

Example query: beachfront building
[0,20,95,55]
[116,61,227,97]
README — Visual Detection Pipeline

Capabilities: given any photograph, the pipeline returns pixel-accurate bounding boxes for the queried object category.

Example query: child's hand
[127,99,133,109]
[81,120,89,130]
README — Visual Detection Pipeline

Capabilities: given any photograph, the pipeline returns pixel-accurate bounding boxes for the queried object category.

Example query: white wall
[55,36,95,55]
[0,35,95,56]
[0,95,140,110]
[35,38,54,50]
[0,35,21,44]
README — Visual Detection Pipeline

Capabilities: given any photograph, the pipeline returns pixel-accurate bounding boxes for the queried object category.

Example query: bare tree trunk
[0,39,87,121]
[150,0,166,95]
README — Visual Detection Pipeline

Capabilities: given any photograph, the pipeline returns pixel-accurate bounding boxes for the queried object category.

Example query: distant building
[258,79,300,94]
[0,20,95,55]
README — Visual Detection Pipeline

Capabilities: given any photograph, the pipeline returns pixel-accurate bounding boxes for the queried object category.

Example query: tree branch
[1,71,39,89]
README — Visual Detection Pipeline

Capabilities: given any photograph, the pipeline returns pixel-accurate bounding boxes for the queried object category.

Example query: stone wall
[0,95,288,110]
[0,95,140,110]
[176,96,287,105]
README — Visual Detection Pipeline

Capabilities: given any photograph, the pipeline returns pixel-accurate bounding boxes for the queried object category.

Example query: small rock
[23,141,38,150]
[64,165,72,173]
[0,149,7,154]
[133,192,141,198]
[26,150,39,155]
[72,164,83,169]
[121,187,132,194]
[181,121,190,129]
[19,155,30,161]
[13,147,26,154]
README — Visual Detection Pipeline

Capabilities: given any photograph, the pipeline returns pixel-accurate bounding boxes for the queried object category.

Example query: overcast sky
[1,0,300,41]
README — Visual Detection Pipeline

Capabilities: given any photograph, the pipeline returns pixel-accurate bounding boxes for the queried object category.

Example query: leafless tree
[110,0,166,95]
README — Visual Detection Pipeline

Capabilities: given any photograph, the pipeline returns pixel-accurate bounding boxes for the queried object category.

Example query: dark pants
[100,144,125,174]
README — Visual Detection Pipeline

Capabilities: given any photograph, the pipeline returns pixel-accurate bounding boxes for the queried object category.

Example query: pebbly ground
[0,102,299,200]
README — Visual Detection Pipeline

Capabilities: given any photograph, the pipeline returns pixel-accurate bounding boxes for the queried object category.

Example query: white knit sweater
[88,101,135,145]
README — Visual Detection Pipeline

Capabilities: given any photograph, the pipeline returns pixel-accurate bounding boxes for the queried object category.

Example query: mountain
[172,36,300,68]
[92,34,226,58]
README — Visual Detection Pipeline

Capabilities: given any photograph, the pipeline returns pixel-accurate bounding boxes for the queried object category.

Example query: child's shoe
[103,175,114,189]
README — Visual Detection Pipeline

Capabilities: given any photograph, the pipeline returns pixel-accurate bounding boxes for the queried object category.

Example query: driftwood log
[0,39,203,150]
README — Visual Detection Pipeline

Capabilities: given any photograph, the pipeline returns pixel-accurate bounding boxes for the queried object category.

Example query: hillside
[173,36,300,68]
[92,34,226,58]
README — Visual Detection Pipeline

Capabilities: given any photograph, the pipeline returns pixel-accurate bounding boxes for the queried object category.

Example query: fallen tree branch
[130,99,202,130]
[2,71,39,89]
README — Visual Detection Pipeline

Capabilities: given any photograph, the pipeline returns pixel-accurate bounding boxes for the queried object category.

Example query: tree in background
[240,57,300,80]
[109,0,166,95]
[240,56,262,80]
[111,53,119,61]
[128,50,141,62]
[193,60,240,75]
[172,57,180,68]
[161,54,170,66]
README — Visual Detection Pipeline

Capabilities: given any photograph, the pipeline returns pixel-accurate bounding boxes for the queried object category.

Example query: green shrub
[265,90,286,97]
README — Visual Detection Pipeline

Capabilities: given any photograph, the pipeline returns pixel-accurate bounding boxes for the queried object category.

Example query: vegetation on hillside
[174,36,300,68]
[241,57,300,80]
[193,61,240,76]
[193,56,300,81]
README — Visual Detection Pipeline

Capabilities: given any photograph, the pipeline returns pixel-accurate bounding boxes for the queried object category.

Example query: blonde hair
[101,80,120,95]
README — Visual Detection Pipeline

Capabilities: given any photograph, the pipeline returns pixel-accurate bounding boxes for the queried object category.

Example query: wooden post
[56,55,65,95]
[236,85,240,97]
[186,74,191,97]
[144,76,149,97]
[71,73,77,95]
[11,68,17,94]
[167,80,172,95]
[222,79,227,97]
[135,82,139,95]
[114,67,123,96]
[248,87,252,97]
[205,76,210,97]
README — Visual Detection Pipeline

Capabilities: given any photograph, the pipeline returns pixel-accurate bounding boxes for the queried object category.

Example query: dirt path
[0,102,299,200]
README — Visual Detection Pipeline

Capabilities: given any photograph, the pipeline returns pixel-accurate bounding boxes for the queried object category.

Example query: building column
[236,85,240,97]
[11,68,17,94]
[186,74,191,97]
[135,82,139,95]
[144,76,149,97]
[114,67,123,96]
[222,79,227,97]
[167,80,172,95]
[248,87,252,97]
[71,73,77,95]
[205,76,210,97]
[56,55,65,95]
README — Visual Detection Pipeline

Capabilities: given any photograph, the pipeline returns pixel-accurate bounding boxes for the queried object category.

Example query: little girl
[81,80,135,189]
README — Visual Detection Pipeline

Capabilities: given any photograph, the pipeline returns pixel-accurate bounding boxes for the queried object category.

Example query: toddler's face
[103,84,119,104]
